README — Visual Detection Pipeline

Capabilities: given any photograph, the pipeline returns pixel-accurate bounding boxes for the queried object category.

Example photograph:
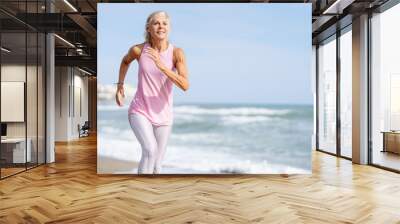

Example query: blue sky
[98,3,312,105]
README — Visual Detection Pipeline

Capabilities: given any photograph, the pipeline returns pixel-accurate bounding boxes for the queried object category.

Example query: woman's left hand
[145,48,166,71]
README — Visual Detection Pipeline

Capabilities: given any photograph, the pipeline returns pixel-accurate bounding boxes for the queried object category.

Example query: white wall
[1,65,26,127]
[1,65,39,138]
[1,64,46,164]
[1,65,26,142]
[54,67,89,141]
[55,66,70,141]
[71,71,89,138]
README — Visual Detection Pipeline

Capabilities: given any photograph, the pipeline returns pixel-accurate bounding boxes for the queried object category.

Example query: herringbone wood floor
[1,134,400,224]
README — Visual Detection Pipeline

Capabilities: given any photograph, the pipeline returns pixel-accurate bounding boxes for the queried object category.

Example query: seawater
[98,102,313,174]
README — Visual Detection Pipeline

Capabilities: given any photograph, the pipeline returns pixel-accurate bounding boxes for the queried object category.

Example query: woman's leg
[153,124,172,174]
[128,113,158,174]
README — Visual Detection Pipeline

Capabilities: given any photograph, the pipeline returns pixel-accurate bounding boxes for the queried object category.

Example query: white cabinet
[1,138,32,163]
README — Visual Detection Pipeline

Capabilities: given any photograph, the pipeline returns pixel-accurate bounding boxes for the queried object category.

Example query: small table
[381,131,400,154]
[1,138,31,164]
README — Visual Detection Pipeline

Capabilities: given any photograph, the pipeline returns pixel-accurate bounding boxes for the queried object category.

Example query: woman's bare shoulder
[130,43,146,58]
[173,46,185,62]
[173,45,184,54]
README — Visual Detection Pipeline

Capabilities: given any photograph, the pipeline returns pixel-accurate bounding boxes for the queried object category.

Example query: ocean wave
[173,114,204,123]
[174,105,291,116]
[97,137,141,174]
[171,133,222,143]
[163,145,309,174]
[99,126,135,141]
[100,126,223,145]
[98,133,310,174]
[221,115,271,124]
[98,104,296,119]
[97,137,141,159]
[164,162,310,174]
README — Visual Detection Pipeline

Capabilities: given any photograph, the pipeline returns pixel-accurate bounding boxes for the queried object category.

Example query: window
[370,2,400,171]
[339,27,352,158]
[317,35,337,154]
[0,1,46,179]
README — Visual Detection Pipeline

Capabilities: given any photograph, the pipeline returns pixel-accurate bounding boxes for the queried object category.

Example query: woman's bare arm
[118,44,142,84]
[116,44,143,106]
[170,48,190,91]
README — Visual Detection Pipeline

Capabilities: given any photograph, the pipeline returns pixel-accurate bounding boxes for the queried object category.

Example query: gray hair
[144,11,170,43]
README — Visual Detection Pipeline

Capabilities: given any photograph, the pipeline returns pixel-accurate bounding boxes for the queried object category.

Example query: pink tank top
[128,42,175,126]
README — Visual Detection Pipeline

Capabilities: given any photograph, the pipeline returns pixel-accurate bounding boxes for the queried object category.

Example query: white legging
[128,113,172,174]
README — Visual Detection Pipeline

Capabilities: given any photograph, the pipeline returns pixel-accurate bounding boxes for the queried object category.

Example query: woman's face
[148,14,170,41]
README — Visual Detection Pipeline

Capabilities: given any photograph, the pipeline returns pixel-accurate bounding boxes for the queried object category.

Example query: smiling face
[147,13,170,42]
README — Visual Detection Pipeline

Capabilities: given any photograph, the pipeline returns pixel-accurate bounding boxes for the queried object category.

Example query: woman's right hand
[115,84,125,106]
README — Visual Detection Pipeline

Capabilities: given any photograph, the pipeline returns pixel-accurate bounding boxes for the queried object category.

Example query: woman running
[115,11,189,174]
